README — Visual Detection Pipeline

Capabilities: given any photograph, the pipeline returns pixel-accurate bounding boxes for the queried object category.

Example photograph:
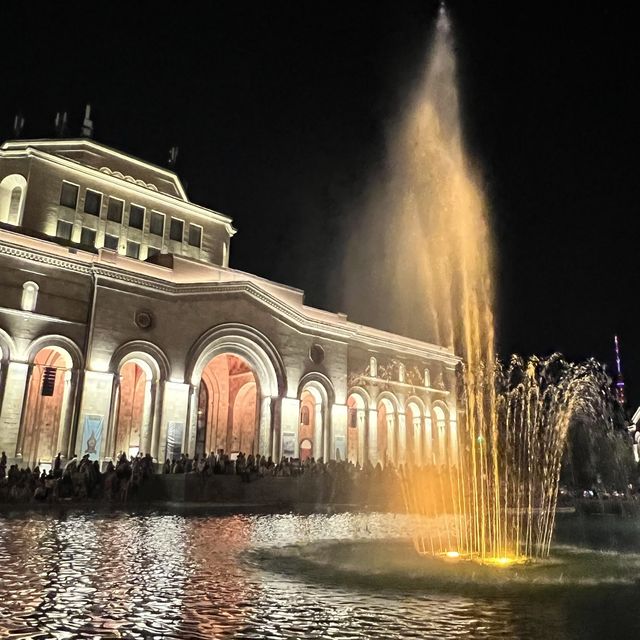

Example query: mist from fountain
[343,4,609,564]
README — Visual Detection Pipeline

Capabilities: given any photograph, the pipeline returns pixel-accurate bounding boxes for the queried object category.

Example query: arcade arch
[406,398,424,466]
[196,353,259,456]
[346,391,367,465]
[376,394,399,466]
[297,374,333,462]
[18,345,77,468]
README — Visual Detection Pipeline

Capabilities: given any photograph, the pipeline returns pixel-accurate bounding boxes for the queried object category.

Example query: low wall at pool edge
[133,474,404,510]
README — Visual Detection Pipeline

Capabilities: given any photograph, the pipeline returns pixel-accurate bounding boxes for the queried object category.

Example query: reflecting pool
[0,510,638,639]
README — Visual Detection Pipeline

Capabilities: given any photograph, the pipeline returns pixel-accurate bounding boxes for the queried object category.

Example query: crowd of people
[0,450,157,503]
[0,447,404,505]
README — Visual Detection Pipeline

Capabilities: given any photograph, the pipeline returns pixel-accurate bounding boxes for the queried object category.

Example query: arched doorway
[19,346,74,468]
[114,359,154,458]
[376,397,397,466]
[297,378,332,462]
[299,390,315,459]
[198,354,259,455]
[347,392,366,465]
[432,404,447,466]
[406,400,423,466]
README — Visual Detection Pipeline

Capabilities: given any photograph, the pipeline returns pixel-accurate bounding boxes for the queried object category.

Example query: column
[258,396,272,457]
[397,411,407,466]
[279,397,300,459]
[55,369,75,457]
[0,362,30,463]
[424,414,434,465]
[313,402,323,460]
[76,370,115,463]
[150,381,164,461]
[330,403,347,462]
[159,381,190,461]
[413,416,423,466]
[270,396,281,461]
[357,409,366,465]
[367,408,378,466]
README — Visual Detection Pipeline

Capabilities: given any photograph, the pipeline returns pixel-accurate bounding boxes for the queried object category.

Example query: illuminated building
[0,138,459,468]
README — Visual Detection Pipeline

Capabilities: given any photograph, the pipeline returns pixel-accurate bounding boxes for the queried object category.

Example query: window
[129,204,145,230]
[41,366,56,396]
[300,406,310,426]
[21,281,39,312]
[188,223,202,248]
[107,197,124,223]
[150,211,164,236]
[126,240,140,259]
[60,182,78,209]
[146,246,160,259]
[84,190,102,215]
[80,227,96,246]
[56,220,73,240]
[104,234,119,250]
[169,217,184,242]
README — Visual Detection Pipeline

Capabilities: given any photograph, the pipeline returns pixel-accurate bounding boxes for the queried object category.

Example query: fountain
[342,4,614,565]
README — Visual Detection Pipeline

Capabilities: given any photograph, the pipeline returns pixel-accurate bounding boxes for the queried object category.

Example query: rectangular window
[126,240,140,259]
[104,234,119,250]
[146,246,160,259]
[129,204,145,230]
[107,197,124,223]
[150,211,164,236]
[188,223,202,248]
[80,227,96,246]
[56,220,73,240]
[60,182,79,209]
[169,217,184,242]
[84,190,102,216]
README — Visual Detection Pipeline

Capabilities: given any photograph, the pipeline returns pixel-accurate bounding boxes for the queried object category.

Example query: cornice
[0,242,92,274]
[92,264,459,364]
[0,239,460,366]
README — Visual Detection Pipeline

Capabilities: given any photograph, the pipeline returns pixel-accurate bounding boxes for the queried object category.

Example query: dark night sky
[4,2,640,406]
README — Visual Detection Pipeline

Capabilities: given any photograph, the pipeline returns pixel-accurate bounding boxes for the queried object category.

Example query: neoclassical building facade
[0,139,460,469]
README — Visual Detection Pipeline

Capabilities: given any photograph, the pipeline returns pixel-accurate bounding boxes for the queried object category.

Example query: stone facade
[0,139,460,469]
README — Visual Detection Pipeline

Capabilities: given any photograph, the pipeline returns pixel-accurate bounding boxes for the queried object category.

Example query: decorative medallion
[134,310,153,330]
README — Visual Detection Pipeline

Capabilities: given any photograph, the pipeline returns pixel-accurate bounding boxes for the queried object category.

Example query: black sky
[4,1,640,406]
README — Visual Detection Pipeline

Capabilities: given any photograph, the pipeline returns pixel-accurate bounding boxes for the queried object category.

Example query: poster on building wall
[282,432,296,458]
[81,415,104,461]
[335,435,346,461]
[166,421,184,461]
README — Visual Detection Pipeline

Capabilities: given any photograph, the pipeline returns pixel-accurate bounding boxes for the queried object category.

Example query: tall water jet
[342,5,607,563]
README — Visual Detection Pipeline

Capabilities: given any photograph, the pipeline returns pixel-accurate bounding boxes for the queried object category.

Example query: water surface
[0,510,638,639]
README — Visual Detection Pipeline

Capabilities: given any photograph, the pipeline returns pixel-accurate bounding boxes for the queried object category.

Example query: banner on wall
[334,435,346,461]
[166,422,184,461]
[81,415,104,461]
[282,432,296,457]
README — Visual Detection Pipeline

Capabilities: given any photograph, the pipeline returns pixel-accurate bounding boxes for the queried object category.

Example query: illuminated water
[1,510,639,639]
[341,4,609,563]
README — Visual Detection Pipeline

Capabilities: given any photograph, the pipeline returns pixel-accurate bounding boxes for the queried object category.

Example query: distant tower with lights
[614,335,626,406]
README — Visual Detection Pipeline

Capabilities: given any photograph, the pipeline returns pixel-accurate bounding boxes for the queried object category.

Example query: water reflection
[0,511,638,639]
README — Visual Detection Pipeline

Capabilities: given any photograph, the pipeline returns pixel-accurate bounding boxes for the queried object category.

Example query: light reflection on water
[0,511,636,639]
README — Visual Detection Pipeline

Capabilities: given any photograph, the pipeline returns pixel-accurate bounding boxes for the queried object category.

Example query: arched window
[300,405,310,425]
[0,174,27,226]
[21,281,39,312]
